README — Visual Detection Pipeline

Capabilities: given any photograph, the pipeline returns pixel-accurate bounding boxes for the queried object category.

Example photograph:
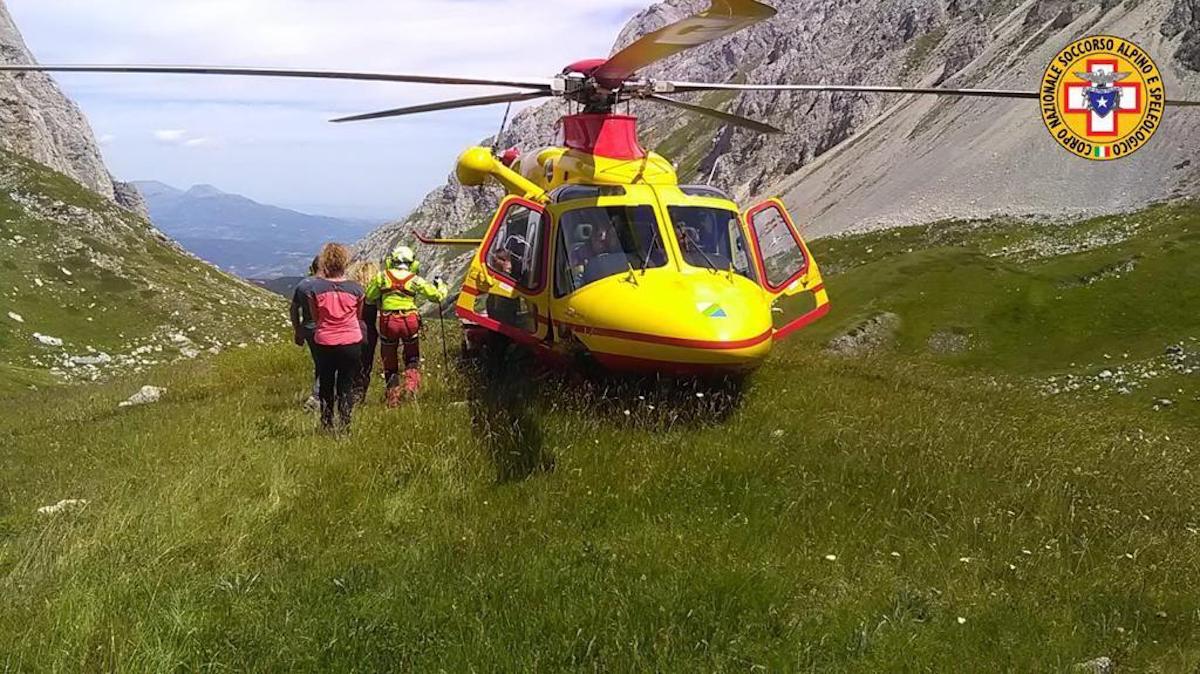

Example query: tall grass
[3,203,1200,670]
[2,333,1198,670]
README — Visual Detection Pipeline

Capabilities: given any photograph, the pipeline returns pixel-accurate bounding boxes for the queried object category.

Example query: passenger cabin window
[486,202,544,292]
[747,204,807,289]
[555,205,667,296]
[668,206,757,282]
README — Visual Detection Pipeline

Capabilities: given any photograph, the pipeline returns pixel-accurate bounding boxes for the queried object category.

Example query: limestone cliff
[0,0,147,216]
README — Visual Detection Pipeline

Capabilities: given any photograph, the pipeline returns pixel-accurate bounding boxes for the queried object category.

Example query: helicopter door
[744,198,829,337]
[474,196,551,342]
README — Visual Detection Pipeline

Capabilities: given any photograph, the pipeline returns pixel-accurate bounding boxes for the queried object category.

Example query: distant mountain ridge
[133,181,381,279]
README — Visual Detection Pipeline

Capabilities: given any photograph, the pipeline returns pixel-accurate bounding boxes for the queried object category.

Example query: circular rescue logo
[1040,35,1165,161]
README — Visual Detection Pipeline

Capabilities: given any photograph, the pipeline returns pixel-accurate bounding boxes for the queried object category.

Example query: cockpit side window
[667,206,758,282]
[554,205,667,296]
[486,202,544,292]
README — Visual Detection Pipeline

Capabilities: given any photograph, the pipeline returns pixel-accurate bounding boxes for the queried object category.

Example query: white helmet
[386,245,419,273]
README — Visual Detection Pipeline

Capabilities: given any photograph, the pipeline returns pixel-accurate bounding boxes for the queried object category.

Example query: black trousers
[313,342,362,429]
[354,305,379,399]
[305,335,319,398]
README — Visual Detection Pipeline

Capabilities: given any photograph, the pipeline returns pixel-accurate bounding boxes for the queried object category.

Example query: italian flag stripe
[1094,146,1111,158]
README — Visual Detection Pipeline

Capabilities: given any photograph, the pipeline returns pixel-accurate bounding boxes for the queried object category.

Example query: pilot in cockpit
[573,220,624,286]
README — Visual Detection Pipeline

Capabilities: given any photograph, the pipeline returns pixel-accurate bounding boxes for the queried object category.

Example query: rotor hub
[555,60,674,113]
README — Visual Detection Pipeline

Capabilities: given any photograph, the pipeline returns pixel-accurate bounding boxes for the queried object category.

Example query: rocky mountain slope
[772,0,1200,237]
[359,0,1200,276]
[0,0,147,216]
[135,181,378,279]
[0,150,279,392]
[0,2,278,391]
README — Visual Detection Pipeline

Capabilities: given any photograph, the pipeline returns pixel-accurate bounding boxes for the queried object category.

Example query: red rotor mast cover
[499,147,521,167]
[562,114,646,160]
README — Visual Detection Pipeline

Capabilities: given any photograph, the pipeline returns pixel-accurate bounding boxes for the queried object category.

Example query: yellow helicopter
[425,140,824,375]
[5,0,1192,374]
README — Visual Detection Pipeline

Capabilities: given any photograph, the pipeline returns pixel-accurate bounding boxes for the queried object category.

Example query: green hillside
[0,150,279,394]
[1,201,1199,670]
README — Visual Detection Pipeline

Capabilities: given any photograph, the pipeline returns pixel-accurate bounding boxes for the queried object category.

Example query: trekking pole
[434,281,449,364]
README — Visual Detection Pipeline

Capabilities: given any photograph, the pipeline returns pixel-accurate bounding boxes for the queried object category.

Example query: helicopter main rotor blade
[593,0,776,86]
[667,81,1040,100]
[645,94,780,133]
[0,64,554,90]
[331,91,550,123]
[669,81,1200,107]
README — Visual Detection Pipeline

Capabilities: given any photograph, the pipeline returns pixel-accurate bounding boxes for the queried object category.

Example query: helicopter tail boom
[412,229,483,246]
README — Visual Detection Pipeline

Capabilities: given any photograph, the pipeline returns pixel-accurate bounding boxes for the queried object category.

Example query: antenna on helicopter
[491,101,514,156]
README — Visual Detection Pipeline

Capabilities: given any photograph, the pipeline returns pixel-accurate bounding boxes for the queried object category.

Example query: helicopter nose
[562,270,776,374]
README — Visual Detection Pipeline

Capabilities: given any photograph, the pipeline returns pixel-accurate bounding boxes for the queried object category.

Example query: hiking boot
[385,385,404,409]
[403,368,422,397]
[303,395,320,413]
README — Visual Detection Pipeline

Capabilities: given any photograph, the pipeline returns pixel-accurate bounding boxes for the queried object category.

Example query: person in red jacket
[294,243,365,433]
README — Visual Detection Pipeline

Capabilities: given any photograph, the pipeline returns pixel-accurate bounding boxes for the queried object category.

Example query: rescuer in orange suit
[364,245,448,407]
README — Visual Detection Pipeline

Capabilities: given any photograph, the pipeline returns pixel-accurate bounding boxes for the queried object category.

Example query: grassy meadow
[0,149,278,397]
[2,202,1200,671]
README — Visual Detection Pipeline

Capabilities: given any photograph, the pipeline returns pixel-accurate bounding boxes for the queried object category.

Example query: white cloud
[5,0,648,218]
[152,129,188,143]
[151,128,219,149]
[97,133,116,145]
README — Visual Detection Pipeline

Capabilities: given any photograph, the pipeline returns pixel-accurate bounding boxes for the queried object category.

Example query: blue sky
[7,1,647,220]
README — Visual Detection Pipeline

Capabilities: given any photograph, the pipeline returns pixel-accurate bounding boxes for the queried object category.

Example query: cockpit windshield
[668,206,758,282]
[555,205,667,296]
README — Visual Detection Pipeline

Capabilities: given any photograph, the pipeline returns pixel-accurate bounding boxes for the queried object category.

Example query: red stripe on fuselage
[455,306,544,349]
[553,320,774,351]
[772,302,830,340]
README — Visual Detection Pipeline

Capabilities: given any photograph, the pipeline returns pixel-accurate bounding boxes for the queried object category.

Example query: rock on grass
[826,312,901,357]
[1074,656,1114,674]
[32,333,62,347]
[119,385,165,408]
[36,499,88,515]
[928,329,971,355]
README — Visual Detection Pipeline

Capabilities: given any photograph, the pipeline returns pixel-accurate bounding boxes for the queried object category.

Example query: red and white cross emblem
[1064,59,1142,137]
